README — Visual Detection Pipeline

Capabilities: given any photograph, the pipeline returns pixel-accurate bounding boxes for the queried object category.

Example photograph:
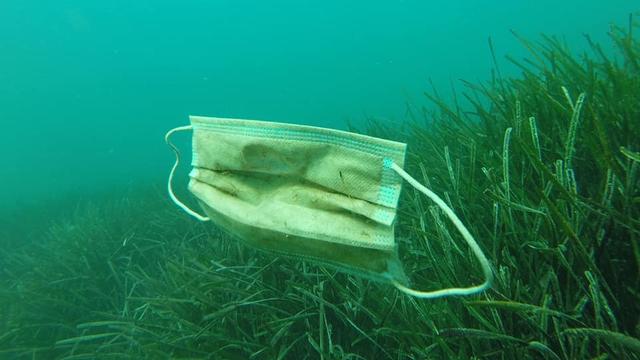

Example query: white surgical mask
[166,116,492,299]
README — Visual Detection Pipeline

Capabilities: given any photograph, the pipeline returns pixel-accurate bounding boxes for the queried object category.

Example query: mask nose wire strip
[165,125,210,222]
[390,162,493,299]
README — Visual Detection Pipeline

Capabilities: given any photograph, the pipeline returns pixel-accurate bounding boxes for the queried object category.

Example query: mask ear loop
[390,162,493,299]
[165,125,210,221]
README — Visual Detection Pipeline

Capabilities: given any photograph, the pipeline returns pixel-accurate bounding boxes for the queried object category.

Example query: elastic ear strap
[390,162,493,299]
[165,125,210,222]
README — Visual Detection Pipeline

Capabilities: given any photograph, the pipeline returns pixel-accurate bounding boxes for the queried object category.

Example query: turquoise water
[0,1,635,211]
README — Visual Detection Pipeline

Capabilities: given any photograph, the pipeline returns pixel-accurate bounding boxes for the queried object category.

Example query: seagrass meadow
[1,20,639,360]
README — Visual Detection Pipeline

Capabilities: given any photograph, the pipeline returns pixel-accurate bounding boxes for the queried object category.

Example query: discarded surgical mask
[165,116,493,299]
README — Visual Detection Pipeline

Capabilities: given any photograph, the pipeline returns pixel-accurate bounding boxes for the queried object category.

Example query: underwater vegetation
[1,18,640,359]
